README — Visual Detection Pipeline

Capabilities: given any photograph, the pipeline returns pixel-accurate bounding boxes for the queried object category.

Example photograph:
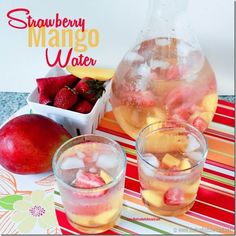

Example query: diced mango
[161,153,181,168]
[95,208,119,225]
[179,158,191,171]
[66,66,114,81]
[201,93,218,113]
[100,170,112,184]
[144,131,188,153]
[200,112,214,123]
[68,212,91,227]
[142,190,163,207]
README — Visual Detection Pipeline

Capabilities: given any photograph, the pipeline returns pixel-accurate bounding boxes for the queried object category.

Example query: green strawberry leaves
[0,195,23,210]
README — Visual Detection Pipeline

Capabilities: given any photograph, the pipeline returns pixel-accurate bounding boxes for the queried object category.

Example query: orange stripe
[206,152,234,167]
[99,119,125,134]
[207,137,234,156]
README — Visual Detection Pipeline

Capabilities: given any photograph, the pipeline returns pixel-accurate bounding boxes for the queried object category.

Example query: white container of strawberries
[27,66,114,136]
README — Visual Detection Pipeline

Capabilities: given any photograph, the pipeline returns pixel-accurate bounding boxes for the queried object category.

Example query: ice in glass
[136,121,208,216]
[53,135,126,234]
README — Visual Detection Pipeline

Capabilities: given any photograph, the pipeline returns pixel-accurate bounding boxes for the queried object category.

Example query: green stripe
[113,225,133,235]
[202,172,234,186]
[209,148,234,158]
[121,216,169,234]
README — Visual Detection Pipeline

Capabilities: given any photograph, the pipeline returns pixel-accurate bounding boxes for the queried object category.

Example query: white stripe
[209,122,234,136]
[204,163,234,177]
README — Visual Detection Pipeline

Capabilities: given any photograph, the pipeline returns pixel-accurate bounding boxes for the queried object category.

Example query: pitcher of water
[111,0,218,139]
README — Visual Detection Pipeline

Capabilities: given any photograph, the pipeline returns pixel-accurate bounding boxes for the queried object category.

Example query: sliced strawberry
[122,91,156,107]
[72,170,106,197]
[164,188,184,205]
[166,65,183,80]
[137,39,155,58]
[192,116,208,132]
[36,74,79,104]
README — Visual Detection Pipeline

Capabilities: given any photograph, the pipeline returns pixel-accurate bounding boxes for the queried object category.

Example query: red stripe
[196,187,235,211]
[216,107,235,118]
[212,114,234,127]
[203,167,234,180]
[191,201,234,224]
[206,159,234,171]
[125,177,140,193]
[218,100,235,108]
[126,163,139,180]
[201,177,234,191]
[55,209,118,235]
[204,131,234,142]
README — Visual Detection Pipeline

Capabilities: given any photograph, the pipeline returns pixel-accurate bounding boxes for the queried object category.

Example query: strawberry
[122,90,157,107]
[192,116,208,132]
[73,100,93,114]
[74,77,105,103]
[36,74,79,104]
[164,188,184,205]
[53,86,78,109]
[72,170,106,197]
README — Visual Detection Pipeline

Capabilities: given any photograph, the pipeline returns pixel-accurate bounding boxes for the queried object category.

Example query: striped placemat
[54,100,235,235]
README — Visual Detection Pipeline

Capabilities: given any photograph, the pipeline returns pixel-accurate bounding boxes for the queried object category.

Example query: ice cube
[155,38,170,47]
[150,59,169,70]
[187,152,202,162]
[75,150,86,159]
[61,158,85,170]
[91,153,99,162]
[96,153,118,169]
[185,134,200,152]
[89,167,98,173]
[137,63,151,78]
[141,153,160,177]
[177,43,191,57]
[125,52,144,62]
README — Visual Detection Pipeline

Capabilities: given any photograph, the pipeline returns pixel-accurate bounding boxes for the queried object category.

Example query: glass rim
[52,134,127,192]
[135,120,208,173]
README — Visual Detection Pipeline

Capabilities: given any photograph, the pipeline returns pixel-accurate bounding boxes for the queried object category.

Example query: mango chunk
[100,170,112,184]
[95,208,119,225]
[68,212,91,227]
[146,108,166,125]
[162,153,181,168]
[142,190,163,207]
[201,93,218,113]
[66,66,114,81]
[179,158,191,170]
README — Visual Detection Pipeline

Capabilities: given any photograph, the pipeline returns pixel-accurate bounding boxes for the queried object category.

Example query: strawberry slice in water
[37,74,79,104]
[72,170,106,197]
[164,188,184,205]
[192,116,208,132]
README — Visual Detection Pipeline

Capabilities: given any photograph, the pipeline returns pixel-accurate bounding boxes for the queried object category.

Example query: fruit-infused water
[136,121,208,216]
[53,135,126,234]
[111,38,218,139]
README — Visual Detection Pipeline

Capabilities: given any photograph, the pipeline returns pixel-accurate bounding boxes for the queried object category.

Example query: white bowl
[27,67,111,136]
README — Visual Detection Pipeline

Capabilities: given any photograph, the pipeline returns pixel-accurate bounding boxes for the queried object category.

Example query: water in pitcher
[111,37,217,139]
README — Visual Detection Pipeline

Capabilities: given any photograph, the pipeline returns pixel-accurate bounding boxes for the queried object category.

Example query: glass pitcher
[110,0,218,139]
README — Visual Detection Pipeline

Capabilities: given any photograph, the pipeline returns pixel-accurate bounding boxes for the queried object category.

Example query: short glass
[136,120,208,216]
[53,135,127,234]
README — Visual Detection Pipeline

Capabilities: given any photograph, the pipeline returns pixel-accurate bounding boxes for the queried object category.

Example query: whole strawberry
[74,77,105,103]
[53,86,78,109]
[73,100,93,114]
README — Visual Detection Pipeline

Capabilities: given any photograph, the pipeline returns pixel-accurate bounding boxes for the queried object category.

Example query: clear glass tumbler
[136,120,208,216]
[53,135,127,234]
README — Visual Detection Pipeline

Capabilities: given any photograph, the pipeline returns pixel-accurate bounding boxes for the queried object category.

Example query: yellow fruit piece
[68,212,91,227]
[200,112,214,123]
[66,66,115,81]
[95,208,119,225]
[113,106,140,139]
[142,190,163,207]
[144,130,188,153]
[146,108,166,125]
[100,170,112,184]
[162,153,181,168]
[179,158,191,172]
[201,93,218,113]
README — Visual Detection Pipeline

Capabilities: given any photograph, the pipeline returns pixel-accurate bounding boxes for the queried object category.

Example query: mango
[179,158,191,171]
[201,93,218,113]
[162,153,181,168]
[142,190,163,207]
[66,66,114,81]
[146,108,166,125]
[94,208,119,225]
[100,170,112,184]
